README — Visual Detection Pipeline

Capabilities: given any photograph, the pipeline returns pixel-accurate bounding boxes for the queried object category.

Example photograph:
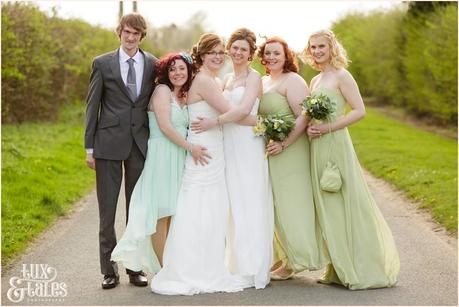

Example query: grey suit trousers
[95,141,144,276]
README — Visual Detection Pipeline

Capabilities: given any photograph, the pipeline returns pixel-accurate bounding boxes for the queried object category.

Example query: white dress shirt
[119,47,144,99]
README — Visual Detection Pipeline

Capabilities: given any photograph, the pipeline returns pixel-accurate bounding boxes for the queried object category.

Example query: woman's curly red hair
[154,53,195,98]
[257,36,299,74]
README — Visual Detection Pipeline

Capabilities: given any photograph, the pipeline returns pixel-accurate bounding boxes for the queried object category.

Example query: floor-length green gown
[310,87,400,290]
[259,91,328,273]
[111,97,189,273]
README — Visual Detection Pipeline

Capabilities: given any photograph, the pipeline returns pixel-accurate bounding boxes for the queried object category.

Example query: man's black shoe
[102,274,120,289]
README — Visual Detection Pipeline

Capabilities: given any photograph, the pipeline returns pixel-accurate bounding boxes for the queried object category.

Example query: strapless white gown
[151,100,248,295]
[223,87,274,289]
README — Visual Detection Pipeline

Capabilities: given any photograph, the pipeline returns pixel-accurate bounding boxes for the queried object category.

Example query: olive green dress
[258,92,328,273]
[310,87,400,289]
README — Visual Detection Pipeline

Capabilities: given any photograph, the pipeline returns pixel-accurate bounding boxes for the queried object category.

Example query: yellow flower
[253,122,266,136]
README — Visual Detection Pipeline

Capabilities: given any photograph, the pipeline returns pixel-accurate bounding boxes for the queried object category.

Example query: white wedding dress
[223,87,274,289]
[151,100,248,295]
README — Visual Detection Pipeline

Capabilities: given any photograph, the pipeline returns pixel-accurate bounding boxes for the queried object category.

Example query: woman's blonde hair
[301,30,349,71]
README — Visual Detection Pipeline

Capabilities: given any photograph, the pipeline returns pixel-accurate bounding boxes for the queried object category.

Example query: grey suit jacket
[85,48,157,160]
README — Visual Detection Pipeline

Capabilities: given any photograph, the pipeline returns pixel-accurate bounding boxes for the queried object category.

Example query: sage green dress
[111,98,189,273]
[310,87,400,289]
[259,92,328,273]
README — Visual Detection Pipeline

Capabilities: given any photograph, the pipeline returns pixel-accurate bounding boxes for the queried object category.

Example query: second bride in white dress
[191,28,274,289]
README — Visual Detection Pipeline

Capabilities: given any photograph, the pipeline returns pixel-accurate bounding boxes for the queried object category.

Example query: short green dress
[258,92,328,273]
[111,97,189,273]
[310,87,400,289]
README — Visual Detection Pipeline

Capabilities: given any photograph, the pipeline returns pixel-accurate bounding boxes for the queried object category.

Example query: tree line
[1,2,205,123]
[330,2,457,125]
[2,2,457,125]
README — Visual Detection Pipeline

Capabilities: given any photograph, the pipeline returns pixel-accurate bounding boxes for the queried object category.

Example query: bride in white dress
[191,28,274,289]
[151,33,252,295]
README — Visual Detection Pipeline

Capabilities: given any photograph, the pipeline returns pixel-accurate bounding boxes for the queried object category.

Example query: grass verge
[1,102,95,265]
[349,107,457,233]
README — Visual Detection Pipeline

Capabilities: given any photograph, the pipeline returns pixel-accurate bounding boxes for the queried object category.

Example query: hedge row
[1,2,154,123]
[331,2,457,124]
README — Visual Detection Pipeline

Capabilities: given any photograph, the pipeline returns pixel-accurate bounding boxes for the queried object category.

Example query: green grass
[1,102,95,265]
[349,107,458,233]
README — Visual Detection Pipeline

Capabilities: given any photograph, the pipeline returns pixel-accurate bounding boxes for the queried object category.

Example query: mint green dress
[310,88,400,289]
[258,92,328,273]
[111,99,189,273]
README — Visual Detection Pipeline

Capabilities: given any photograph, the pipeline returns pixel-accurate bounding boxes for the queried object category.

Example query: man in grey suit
[84,13,157,289]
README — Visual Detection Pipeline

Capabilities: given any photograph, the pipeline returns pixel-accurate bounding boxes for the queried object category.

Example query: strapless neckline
[262,91,286,100]
[311,87,341,96]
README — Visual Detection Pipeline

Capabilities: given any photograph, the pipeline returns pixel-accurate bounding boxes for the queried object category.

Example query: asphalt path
[1,172,457,306]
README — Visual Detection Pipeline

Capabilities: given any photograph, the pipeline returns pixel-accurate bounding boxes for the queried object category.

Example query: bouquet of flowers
[253,114,295,143]
[301,93,336,121]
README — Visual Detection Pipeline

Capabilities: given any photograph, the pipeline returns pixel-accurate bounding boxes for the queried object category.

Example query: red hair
[154,53,195,98]
[257,36,298,74]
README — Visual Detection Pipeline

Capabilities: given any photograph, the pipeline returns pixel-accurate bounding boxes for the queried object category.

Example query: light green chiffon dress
[310,87,400,289]
[258,92,328,273]
[111,98,188,273]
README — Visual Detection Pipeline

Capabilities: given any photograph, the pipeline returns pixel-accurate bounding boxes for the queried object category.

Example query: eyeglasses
[206,51,226,57]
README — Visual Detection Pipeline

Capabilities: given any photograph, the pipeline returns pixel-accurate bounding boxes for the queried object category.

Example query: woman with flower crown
[303,29,399,289]
[111,52,210,277]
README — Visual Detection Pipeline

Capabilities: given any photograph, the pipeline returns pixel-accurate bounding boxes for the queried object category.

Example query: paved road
[1,172,457,306]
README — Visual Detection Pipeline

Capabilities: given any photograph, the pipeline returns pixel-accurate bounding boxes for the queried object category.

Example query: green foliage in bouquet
[253,114,295,142]
[301,93,336,120]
